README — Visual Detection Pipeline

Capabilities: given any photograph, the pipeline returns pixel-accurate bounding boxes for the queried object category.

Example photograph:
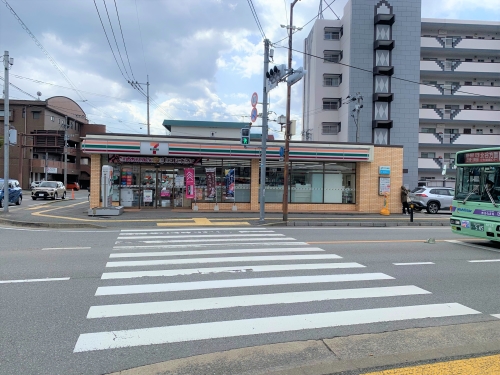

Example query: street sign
[250,107,258,123]
[279,146,284,157]
[251,92,258,107]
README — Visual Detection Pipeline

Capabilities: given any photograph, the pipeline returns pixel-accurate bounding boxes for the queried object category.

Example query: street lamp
[282,0,301,222]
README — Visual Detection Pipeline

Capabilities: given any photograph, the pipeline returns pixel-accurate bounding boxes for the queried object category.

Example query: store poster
[205,167,216,200]
[185,168,195,199]
[143,189,153,203]
[225,169,235,199]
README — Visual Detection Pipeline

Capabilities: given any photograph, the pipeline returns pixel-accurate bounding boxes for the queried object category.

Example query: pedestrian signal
[241,128,250,145]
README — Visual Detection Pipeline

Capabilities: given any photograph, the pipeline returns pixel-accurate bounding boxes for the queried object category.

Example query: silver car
[409,186,455,214]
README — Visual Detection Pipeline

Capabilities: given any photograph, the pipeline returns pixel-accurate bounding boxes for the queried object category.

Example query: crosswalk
[73,227,481,353]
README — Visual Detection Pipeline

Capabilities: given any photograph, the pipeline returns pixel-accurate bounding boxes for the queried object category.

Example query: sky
[1,0,499,139]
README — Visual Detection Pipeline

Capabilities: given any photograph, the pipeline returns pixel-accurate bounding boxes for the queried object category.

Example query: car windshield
[455,166,500,203]
[39,182,58,188]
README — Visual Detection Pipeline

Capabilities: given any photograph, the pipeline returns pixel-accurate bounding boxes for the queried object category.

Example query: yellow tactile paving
[363,354,500,375]
[157,218,250,226]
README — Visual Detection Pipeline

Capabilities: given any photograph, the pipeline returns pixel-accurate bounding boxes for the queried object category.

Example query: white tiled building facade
[302,0,500,187]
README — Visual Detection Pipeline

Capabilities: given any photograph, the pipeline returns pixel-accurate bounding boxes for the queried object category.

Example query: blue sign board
[279,146,285,157]
[379,166,391,175]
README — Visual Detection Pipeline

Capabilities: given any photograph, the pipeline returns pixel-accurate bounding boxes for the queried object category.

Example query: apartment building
[303,2,500,188]
[0,96,105,189]
[302,0,421,188]
[419,19,500,183]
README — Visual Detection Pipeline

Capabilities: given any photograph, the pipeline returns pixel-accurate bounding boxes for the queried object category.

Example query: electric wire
[0,76,37,99]
[246,0,266,40]
[92,0,128,81]
[114,0,137,82]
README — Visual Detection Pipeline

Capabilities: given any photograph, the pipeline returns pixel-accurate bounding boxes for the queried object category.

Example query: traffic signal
[241,128,250,145]
[266,64,287,91]
[287,67,307,86]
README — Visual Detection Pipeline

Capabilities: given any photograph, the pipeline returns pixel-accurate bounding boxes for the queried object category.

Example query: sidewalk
[0,196,451,229]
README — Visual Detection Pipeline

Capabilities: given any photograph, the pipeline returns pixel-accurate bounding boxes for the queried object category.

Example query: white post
[232,168,237,211]
[3,51,11,213]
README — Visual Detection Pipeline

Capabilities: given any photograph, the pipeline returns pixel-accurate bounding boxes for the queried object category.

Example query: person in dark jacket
[401,185,410,215]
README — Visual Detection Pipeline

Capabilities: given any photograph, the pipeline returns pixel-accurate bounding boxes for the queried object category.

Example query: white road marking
[468,259,500,263]
[42,247,92,251]
[115,237,297,245]
[112,241,308,250]
[393,262,435,266]
[101,262,366,279]
[116,233,285,240]
[446,240,500,253]
[74,303,480,352]
[109,247,324,258]
[95,273,393,296]
[87,285,431,318]
[492,314,500,319]
[105,254,343,268]
[120,227,265,232]
[0,277,70,284]
[238,230,275,233]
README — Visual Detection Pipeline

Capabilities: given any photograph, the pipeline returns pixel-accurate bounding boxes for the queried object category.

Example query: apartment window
[324,28,341,40]
[491,82,495,86]
[465,36,473,39]
[422,104,437,109]
[476,129,483,134]
[478,59,485,62]
[477,105,484,110]
[464,128,472,134]
[323,74,342,87]
[323,98,341,110]
[444,129,459,134]
[490,129,494,133]
[423,80,438,85]
[465,58,473,62]
[420,128,436,133]
[464,81,472,86]
[478,37,485,40]
[421,152,436,158]
[445,105,459,110]
[444,153,456,160]
[323,50,342,63]
[491,106,495,110]
[50,116,55,122]
[464,105,472,110]
[423,57,437,61]
[32,111,40,119]
[477,82,485,87]
[321,122,341,135]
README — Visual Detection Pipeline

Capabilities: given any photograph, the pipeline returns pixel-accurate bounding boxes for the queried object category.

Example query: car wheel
[32,197,37,200]
[53,193,58,200]
[62,192,66,200]
[16,196,22,205]
[426,201,440,214]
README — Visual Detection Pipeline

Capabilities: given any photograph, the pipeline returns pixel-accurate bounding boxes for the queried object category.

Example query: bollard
[71,189,75,199]
[410,204,414,222]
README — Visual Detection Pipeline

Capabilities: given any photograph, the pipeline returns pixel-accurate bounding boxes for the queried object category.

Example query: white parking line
[393,262,435,266]
[42,247,91,251]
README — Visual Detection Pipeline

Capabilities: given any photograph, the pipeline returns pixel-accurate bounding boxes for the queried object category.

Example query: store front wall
[87,140,403,214]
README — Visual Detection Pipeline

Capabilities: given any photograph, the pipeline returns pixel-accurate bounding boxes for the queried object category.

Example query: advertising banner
[143,189,153,203]
[205,167,216,200]
[185,168,195,199]
[225,169,235,199]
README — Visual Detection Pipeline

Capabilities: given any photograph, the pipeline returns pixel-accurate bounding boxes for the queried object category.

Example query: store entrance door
[140,167,177,209]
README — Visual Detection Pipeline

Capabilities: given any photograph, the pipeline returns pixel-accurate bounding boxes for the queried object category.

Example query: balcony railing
[420,60,500,74]
[419,132,500,145]
[420,84,500,97]
[31,159,78,173]
[420,108,499,122]
[421,37,500,51]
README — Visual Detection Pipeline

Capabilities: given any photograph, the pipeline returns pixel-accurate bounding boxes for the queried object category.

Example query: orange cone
[71,189,75,199]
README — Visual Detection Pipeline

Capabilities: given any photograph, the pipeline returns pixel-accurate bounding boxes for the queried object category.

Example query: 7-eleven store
[82,134,403,213]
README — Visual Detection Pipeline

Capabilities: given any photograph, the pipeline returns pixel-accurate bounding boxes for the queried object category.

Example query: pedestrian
[401,185,410,215]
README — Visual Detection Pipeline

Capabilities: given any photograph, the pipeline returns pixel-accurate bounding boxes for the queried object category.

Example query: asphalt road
[0,225,499,375]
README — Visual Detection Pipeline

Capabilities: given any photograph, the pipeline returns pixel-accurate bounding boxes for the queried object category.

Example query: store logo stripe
[87,285,431,319]
[95,273,392,296]
[108,247,325,258]
[74,303,480,352]
[101,262,367,280]
[105,254,343,268]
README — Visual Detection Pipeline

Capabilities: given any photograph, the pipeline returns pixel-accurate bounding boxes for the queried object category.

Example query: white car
[30,181,42,189]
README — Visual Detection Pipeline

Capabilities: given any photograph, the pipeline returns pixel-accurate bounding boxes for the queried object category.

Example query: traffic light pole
[259,39,270,223]
[282,0,299,222]
[3,51,11,213]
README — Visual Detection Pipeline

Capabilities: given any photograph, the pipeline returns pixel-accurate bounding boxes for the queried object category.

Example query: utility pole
[129,78,150,135]
[259,39,271,223]
[3,51,12,213]
[64,116,68,188]
[282,0,300,222]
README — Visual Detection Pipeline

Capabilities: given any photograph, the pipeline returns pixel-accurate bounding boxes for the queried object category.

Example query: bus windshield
[455,165,500,203]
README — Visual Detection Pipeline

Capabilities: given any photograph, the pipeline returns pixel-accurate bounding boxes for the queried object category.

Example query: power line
[92,0,128,81]
[114,0,137,82]
[0,76,37,99]
[102,0,131,81]
[1,0,87,102]
[246,0,266,40]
